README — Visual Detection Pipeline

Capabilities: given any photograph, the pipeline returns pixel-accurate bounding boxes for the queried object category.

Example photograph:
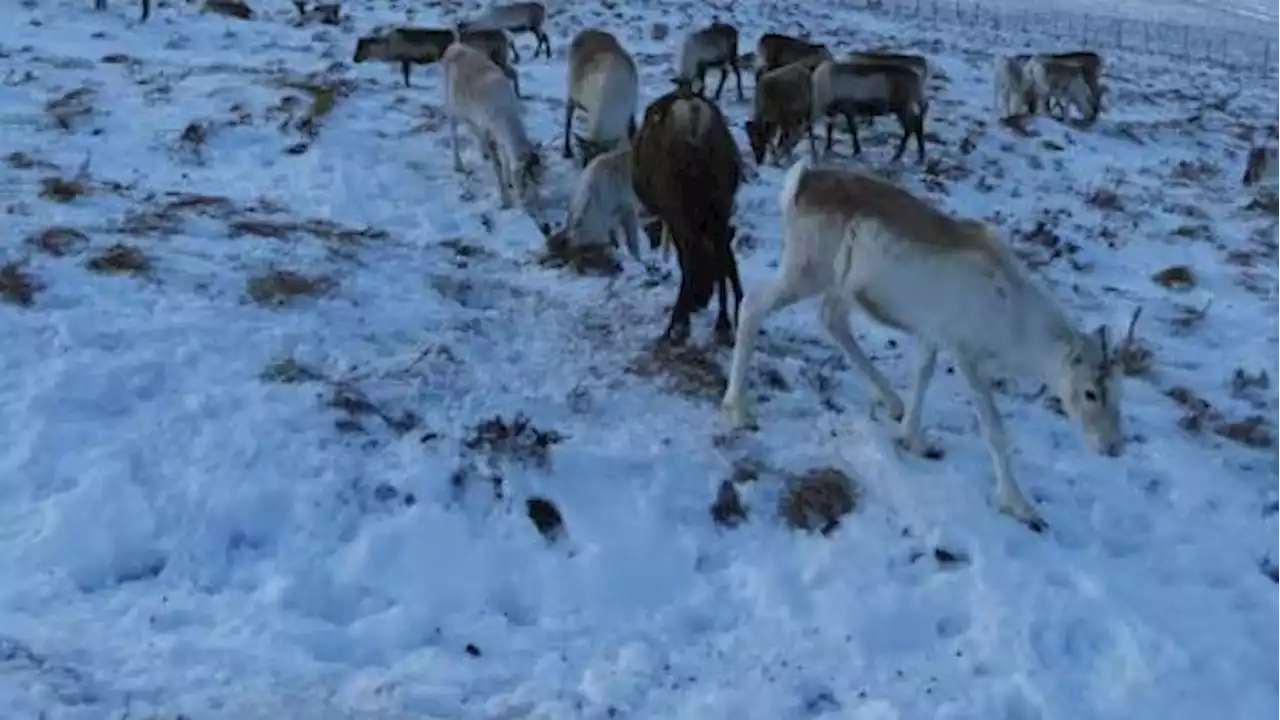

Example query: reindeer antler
[1120,306,1142,355]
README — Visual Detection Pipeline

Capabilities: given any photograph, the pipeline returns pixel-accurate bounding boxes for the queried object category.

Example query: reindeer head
[353,36,384,63]
[1060,308,1141,457]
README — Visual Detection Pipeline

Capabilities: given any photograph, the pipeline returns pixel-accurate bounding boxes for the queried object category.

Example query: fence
[830,0,1279,75]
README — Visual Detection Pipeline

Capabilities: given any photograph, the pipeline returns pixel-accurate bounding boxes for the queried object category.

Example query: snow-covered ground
[1,0,1276,718]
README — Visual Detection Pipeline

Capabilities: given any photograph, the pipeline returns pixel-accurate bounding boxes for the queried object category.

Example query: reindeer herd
[91,0,1209,532]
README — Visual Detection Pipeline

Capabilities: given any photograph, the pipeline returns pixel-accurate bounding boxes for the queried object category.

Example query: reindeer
[1040,51,1103,117]
[563,29,639,167]
[552,146,644,263]
[353,27,520,94]
[93,0,150,21]
[810,59,928,162]
[1026,54,1100,123]
[291,0,340,25]
[746,58,822,166]
[846,50,931,85]
[441,43,542,209]
[993,54,1039,120]
[458,1,551,62]
[753,33,832,82]
[723,158,1140,531]
[632,81,745,344]
[1242,145,1278,186]
[675,22,745,102]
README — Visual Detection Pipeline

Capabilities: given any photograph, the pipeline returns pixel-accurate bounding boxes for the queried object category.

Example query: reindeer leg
[847,113,862,157]
[508,38,521,64]
[714,271,733,346]
[562,101,576,159]
[722,263,823,429]
[819,293,904,422]
[953,353,1047,532]
[891,113,911,162]
[450,117,465,173]
[401,61,413,87]
[897,344,940,457]
[915,105,928,163]
[732,57,745,102]
[619,210,643,263]
[139,0,150,20]
[824,117,835,154]
[490,143,513,209]
[663,237,693,345]
[95,0,106,8]
[712,64,730,101]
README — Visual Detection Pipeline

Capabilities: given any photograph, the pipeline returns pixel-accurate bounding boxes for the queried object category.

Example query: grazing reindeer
[993,54,1040,120]
[846,50,932,85]
[353,27,520,94]
[1040,51,1103,118]
[723,158,1140,531]
[632,81,745,344]
[441,43,542,209]
[458,1,551,62]
[746,58,823,166]
[1242,145,1278,186]
[676,22,745,102]
[93,0,151,21]
[1026,54,1099,123]
[753,33,832,81]
[810,59,928,162]
[554,146,644,262]
[563,29,640,166]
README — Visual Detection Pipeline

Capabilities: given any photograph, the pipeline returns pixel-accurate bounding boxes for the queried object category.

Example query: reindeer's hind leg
[562,101,576,159]
[535,27,551,59]
[712,63,730,100]
[731,56,745,102]
[846,113,862,156]
[400,61,413,87]
[663,237,695,344]
[897,344,940,457]
[818,293,904,422]
[450,117,465,173]
[139,0,150,20]
[953,352,1047,532]
[507,37,522,64]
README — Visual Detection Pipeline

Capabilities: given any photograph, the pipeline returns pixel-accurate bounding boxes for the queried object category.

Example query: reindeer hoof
[996,494,1048,533]
[896,436,944,460]
[714,323,734,347]
[722,399,755,431]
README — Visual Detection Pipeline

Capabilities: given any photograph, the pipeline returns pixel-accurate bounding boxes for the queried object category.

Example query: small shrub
[1151,265,1195,290]
[0,262,39,307]
[86,243,150,275]
[39,177,89,203]
[462,413,565,469]
[245,269,333,306]
[778,467,858,535]
[26,226,89,256]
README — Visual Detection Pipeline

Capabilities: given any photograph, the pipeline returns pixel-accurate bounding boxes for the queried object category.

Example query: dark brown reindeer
[632,80,745,345]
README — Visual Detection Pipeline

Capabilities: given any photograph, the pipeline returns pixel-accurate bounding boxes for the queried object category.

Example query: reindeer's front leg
[618,210,643,263]
[450,117,465,173]
[486,140,513,208]
[953,354,1047,532]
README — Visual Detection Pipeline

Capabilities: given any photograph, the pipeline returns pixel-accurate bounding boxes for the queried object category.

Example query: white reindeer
[441,43,541,209]
[722,157,1138,531]
[993,54,1038,120]
[563,28,639,166]
[1026,55,1098,123]
[557,145,644,261]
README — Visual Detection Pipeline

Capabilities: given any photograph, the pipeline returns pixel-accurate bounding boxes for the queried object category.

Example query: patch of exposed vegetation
[86,243,151,275]
[462,413,565,469]
[6,151,57,171]
[326,383,420,435]
[261,356,326,384]
[246,269,334,306]
[778,467,859,535]
[39,176,89,203]
[0,262,40,307]
[1151,265,1196,290]
[628,343,727,402]
[1165,385,1274,449]
[44,87,96,131]
[539,235,623,277]
[26,226,89,256]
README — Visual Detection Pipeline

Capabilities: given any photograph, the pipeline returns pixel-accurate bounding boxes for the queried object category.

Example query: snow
[0,0,1276,718]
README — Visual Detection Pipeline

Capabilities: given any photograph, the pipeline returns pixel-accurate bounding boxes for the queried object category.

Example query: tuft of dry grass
[0,262,40,307]
[39,176,90,203]
[462,413,565,469]
[86,243,151,275]
[44,87,96,131]
[778,467,858,535]
[26,226,90,256]
[627,343,728,402]
[261,356,325,384]
[1151,265,1196,290]
[1084,185,1123,211]
[245,269,334,306]
[539,233,623,277]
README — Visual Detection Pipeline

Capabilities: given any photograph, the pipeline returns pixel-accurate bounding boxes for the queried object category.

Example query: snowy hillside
[0,0,1276,718]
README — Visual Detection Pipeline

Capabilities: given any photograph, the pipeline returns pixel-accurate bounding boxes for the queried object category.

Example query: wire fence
[834,0,1279,76]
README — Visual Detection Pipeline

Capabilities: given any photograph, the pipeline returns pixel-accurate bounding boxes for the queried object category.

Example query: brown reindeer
[632,81,745,344]
[94,0,150,21]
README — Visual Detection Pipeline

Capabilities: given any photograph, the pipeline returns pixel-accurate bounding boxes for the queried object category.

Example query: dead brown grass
[44,87,96,131]
[26,226,90,256]
[778,467,858,535]
[245,269,334,306]
[627,344,727,402]
[39,176,90,203]
[1151,265,1196,290]
[86,243,151,275]
[0,262,39,307]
